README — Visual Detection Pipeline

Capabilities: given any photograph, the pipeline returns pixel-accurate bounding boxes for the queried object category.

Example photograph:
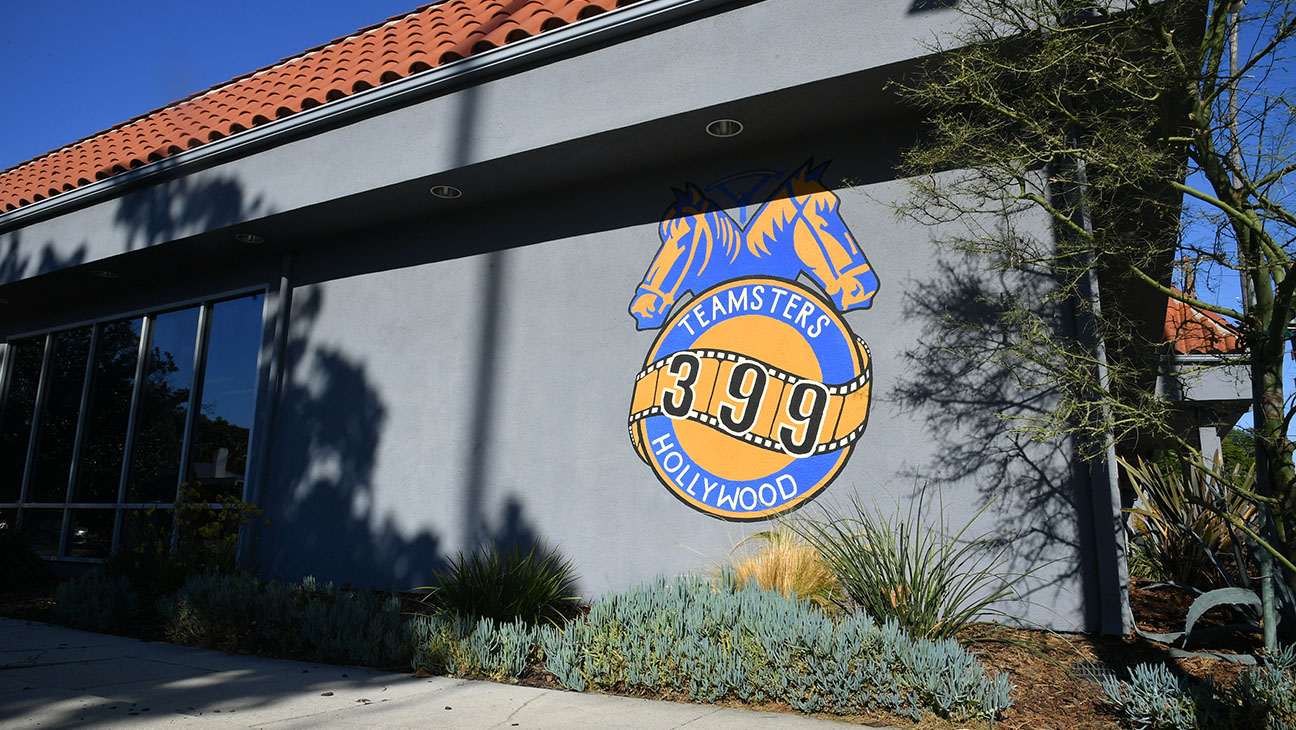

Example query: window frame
[0,285,271,563]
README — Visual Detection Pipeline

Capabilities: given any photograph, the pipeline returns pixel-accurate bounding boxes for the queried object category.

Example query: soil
[958,580,1259,730]
[0,578,1262,729]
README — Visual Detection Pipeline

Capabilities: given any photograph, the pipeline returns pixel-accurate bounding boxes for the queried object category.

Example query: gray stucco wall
[255,135,1111,632]
[0,0,1125,633]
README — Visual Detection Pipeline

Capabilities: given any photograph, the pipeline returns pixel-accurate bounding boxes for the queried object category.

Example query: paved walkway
[0,618,893,729]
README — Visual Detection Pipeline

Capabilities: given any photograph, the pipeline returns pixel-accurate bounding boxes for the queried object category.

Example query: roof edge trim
[0,0,737,231]
[1169,352,1250,365]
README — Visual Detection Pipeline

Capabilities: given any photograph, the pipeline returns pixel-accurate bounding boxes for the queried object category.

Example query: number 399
[660,352,828,457]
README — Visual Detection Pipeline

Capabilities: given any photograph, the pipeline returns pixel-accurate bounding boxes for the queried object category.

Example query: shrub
[103,509,193,602]
[1102,648,1296,730]
[1237,646,1296,730]
[0,523,53,592]
[1100,663,1199,730]
[408,612,540,680]
[157,573,412,668]
[451,616,539,678]
[1122,454,1257,590]
[172,483,265,574]
[410,614,465,675]
[292,577,410,667]
[157,571,261,650]
[54,572,140,633]
[405,577,1015,721]
[104,486,265,602]
[538,622,588,690]
[424,541,579,624]
[526,575,1012,722]
[791,489,1027,639]
[724,527,840,612]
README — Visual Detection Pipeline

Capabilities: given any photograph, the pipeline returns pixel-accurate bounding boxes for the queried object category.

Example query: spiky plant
[423,541,580,625]
[791,488,1030,639]
[1122,453,1258,590]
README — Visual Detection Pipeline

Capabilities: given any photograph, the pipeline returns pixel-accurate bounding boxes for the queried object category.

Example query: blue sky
[0,0,418,172]
[1181,8,1296,434]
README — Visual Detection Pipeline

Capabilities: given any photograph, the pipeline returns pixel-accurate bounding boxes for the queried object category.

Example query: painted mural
[627,160,879,520]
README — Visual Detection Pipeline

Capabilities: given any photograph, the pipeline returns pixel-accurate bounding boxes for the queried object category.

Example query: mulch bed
[0,579,1263,729]
[961,580,1259,730]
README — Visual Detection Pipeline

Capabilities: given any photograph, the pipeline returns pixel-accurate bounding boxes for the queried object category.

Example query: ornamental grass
[726,526,842,612]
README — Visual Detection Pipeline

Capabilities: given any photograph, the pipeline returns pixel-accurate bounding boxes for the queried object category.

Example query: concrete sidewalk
[0,618,890,729]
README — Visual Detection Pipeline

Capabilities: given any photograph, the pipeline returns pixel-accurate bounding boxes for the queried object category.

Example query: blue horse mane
[659,184,741,261]
[633,158,875,329]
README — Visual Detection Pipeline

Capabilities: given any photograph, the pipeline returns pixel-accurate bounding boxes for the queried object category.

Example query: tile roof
[1165,289,1242,355]
[0,0,639,214]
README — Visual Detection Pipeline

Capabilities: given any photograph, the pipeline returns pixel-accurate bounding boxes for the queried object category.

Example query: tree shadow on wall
[890,254,1116,631]
[91,78,546,595]
[113,172,267,251]
[909,0,959,12]
[0,232,87,287]
[254,283,548,591]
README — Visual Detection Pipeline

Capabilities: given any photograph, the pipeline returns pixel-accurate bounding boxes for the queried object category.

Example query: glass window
[28,327,92,503]
[2,290,265,563]
[73,318,143,503]
[190,294,262,501]
[65,509,114,558]
[0,338,43,502]
[128,307,200,502]
[120,508,173,556]
[24,508,63,557]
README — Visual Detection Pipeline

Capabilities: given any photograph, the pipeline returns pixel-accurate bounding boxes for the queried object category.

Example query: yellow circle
[674,314,820,480]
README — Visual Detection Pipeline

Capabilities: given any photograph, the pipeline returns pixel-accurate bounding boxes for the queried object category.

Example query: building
[0,0,1246,634]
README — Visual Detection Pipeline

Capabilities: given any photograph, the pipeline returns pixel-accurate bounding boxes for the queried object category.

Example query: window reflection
[4,289,265,563]
[128,307,199,502]
[73,319,142,503]
[29,328,92,503]
[0,338,43,502]
[190,295,261,501]
[25,508,63,556]
[66,509,114,558]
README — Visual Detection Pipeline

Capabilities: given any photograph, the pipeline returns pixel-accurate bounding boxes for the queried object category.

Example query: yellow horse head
[630,183,741,329]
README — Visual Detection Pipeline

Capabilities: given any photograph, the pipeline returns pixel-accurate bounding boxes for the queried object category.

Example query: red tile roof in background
[1165,289,1242,355]
[0,0,639,214]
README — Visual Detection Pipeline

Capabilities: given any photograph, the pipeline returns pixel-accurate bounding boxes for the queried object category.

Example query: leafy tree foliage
[1225,426,1259,473]
[896,1,1295,594]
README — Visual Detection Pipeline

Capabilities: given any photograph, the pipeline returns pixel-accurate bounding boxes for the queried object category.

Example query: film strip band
[628,343,871,458]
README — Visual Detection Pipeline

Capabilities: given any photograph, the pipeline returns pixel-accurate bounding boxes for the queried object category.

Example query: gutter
[0,0,739,231]
[1068,142,1134,636]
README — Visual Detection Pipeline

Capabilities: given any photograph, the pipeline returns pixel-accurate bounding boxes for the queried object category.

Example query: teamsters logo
[627,160,879,520]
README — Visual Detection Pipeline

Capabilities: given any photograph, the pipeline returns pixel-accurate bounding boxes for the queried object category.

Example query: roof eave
[0,0,733,232]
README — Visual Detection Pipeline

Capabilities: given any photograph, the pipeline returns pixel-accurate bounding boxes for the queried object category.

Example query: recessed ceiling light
[705,119,744,138]
[91,270,118,279]
[429,184,463,199]
[234,232,265,245]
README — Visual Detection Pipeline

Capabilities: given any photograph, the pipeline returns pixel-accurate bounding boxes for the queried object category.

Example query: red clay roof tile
[0,0,639,214]
[1165,289,1243,355]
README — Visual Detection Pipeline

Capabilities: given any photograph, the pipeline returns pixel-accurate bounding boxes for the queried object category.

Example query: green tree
[895,0,1295,622]
[1224,425,1260,473]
